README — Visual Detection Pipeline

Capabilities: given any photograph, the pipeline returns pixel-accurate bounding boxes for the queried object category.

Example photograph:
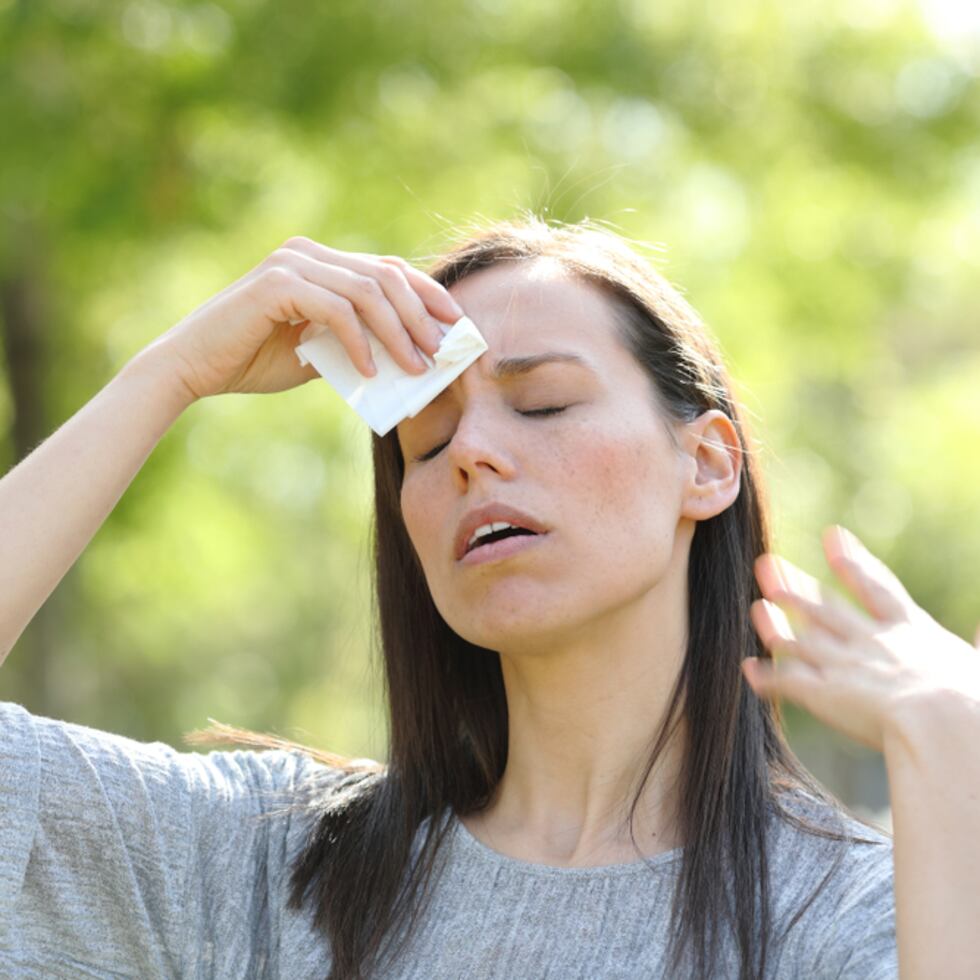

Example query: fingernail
[365,356,378,377]
[774,555,818,599]
[769,555,790,589]
[838,526,860,559]
[427,321,447,353]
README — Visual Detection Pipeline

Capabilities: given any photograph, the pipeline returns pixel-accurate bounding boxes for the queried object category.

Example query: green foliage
[1,0,977,810]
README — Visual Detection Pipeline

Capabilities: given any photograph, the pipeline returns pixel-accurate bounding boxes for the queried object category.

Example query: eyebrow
[488,351,595,379]
[418,350,596,416]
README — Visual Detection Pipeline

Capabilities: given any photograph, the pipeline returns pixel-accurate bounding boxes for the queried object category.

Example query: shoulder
[0,698,356,895]
[0,701,354,976]
[767,787,892,887]
[1,699,351,791]
[765,788,896,980]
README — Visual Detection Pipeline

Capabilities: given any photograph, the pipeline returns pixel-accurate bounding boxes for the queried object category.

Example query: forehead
[448,258,620,354]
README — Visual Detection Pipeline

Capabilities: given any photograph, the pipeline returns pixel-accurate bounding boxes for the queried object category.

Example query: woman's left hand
[745,524,980,752]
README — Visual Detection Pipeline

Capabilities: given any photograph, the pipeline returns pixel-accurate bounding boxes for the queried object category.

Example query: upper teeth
[467,521,521,551]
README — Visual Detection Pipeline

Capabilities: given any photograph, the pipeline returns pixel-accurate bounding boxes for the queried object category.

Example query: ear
[678,409,742,521]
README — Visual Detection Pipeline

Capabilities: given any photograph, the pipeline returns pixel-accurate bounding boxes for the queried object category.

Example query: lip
[460,529,548,566]
[453,503,549,562]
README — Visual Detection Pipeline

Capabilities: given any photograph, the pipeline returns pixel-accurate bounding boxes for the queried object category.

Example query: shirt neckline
[448,811,684,879]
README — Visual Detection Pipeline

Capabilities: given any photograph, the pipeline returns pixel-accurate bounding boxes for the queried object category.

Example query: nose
[445,404,518,492]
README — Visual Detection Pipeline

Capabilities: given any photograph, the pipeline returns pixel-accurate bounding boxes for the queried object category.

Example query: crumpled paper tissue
[293,315,487,436]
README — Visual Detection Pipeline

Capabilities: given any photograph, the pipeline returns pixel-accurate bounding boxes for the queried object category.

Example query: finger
[755,554,870,640]
[283,240,449,360]
[275,248,430,374]
[369,260,448,356]
[377,254,465,325]
[770,588,867,645]
[822,525,913,623]
[755,553,825,605]
[750,598,828,669]
[329,255,448,356]
[769,592,856,664]
[257,270,377,377]
[742,656,822,707]
[289,242,465,354]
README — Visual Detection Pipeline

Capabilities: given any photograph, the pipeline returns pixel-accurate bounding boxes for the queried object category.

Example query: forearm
[884,692,980,980]
[0,352,195,663]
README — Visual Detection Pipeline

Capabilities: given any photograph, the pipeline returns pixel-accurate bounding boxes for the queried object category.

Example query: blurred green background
[2,0,978,828]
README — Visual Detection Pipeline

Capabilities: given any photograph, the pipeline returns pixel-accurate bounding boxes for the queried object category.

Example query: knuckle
[260,265,293,290]
[374,262,404,285]
[353,274,383,300]
[265,247,298,269]
[282,235,314,252]
[329,295,357,321]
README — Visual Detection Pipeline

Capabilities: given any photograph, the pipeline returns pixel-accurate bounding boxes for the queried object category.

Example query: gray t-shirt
[0,700,897,978]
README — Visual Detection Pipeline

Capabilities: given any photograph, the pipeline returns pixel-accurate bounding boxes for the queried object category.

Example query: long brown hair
[186,214,883,979]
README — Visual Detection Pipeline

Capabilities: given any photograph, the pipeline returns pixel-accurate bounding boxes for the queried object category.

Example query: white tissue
[293,315,488,436]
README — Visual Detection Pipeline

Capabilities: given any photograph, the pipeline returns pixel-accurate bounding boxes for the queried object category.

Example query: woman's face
[396,259,704,653]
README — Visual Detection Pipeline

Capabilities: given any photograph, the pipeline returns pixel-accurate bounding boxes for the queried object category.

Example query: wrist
[883,686,980,769]
[118,347,199,416]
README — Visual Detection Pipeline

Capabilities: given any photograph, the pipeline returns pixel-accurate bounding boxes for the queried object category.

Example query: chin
[440,590,585,654]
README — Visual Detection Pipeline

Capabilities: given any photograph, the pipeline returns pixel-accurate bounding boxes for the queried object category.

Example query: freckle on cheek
[593,445,625,478]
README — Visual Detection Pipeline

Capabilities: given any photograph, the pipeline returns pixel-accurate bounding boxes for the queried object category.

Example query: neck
[473,550,690,867]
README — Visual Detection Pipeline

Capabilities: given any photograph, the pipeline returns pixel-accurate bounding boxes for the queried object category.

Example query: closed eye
[412,406,570,463]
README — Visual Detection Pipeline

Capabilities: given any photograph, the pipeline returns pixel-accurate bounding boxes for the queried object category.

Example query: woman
[0,216,977,979]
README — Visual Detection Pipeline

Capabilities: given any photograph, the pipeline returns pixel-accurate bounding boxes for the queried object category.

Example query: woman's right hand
[134,237,465,402]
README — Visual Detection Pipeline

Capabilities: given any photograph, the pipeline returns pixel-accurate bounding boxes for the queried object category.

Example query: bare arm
[746,524,980,979]
[0,236,463,668]
[0,355,193,663]
[884,695,980,979]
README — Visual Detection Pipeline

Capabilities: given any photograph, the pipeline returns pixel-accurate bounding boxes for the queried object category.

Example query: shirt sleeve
[806,838,898,980]
[0,699,332,979]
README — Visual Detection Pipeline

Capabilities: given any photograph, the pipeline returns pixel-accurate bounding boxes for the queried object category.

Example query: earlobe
[680,410,742,520]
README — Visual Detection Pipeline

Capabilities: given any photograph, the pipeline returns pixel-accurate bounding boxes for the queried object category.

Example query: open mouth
[467,525,538,554]
[454,509,549,563]
[466,526,537,554]
[460,526,546,565]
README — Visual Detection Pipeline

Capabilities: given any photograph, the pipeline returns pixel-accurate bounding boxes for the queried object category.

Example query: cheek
[563,427,679,544]
[399,482,423,551]
[400,473,443,561]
